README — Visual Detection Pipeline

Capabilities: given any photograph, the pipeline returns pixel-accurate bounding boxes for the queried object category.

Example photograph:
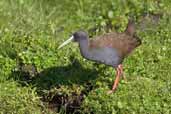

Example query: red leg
[111,66,121,91]
[118,64,126,81]
[107,64,123,94]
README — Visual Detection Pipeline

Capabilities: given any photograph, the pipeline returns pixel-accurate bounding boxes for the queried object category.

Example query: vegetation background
[0,0,171,114]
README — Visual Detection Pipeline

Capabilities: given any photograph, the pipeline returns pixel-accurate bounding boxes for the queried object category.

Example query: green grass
[0,0,171,114]
[0,81,42,114]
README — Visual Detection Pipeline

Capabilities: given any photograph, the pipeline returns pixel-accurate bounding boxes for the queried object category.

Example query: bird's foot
[107,89,116,94]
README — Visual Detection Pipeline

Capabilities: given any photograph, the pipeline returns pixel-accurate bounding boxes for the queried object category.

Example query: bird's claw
[107,89,116,94]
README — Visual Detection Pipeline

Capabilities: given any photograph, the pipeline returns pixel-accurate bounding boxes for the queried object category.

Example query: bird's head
[58,31,88,49]
[73,31,88,42]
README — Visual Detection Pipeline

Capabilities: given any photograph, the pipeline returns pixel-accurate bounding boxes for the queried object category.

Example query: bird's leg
[107,64,123,94]
[111,65,122,91]
[118,64,126,81]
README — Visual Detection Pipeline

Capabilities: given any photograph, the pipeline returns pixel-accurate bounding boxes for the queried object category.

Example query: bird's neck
[78,39,90,57]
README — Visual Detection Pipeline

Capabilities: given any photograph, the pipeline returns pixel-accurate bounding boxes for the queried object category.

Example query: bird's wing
[89,32,141,57]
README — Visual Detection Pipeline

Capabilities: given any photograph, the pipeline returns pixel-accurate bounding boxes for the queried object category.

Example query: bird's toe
[107,90,115,94]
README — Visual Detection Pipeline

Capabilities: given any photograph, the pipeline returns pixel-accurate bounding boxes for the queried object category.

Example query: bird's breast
[84,47,122,67]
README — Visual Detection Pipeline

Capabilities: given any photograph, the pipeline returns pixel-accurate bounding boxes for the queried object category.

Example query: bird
[58,20,141,94]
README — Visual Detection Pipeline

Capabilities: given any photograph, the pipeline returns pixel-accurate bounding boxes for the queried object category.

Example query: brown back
[89,20,141,58]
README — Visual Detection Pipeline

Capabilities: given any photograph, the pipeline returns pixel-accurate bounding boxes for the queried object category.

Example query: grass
[0,0,171,114]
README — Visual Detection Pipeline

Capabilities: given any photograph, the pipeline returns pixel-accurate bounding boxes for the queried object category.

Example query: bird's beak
[58,35,74,49]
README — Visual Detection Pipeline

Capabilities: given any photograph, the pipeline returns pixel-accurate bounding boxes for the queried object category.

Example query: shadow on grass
[11,58,99,113]
[34,60,98,90]
[12,58,98,89]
